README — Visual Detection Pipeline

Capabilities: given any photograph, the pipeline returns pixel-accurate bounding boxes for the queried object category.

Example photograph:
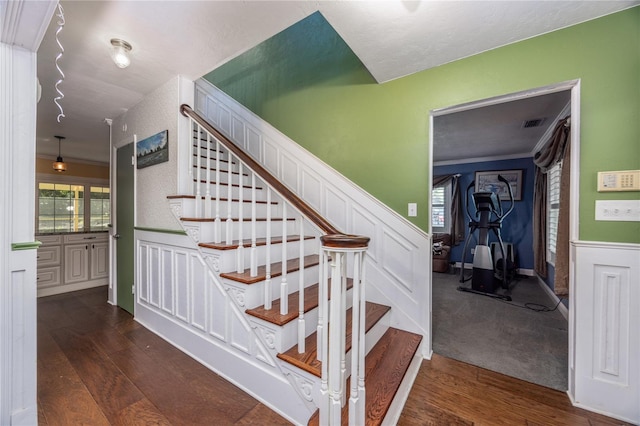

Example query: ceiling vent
[522,118,546,128]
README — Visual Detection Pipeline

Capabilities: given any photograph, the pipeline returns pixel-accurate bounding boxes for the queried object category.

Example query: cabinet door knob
[113,234,121,239]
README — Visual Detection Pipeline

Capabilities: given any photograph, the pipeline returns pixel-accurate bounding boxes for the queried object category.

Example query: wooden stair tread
[307,328,423,426]
[166,194,277,205]
[220,254,319,284]
[199,235,315,251]
[245,278,353,326]
[277,302,391,378]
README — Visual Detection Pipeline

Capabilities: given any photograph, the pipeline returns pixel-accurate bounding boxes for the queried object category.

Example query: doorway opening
[429,80,580,391]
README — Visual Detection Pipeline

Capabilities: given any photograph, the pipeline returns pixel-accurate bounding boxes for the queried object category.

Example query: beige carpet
[432,270,568,391]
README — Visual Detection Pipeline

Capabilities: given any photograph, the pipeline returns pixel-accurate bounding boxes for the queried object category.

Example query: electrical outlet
[408,203,417,217]
[595,200,640,221]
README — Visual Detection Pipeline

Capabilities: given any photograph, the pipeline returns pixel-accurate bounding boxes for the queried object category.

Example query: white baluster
[204,132,212,218]
[214,138,221,243]
[339,254,347,407]
[328,250,345,425]
[349,251,365,425]
[317,238,325,362]
[250,173,257,277]
[264,188,272,310]
[188,120,194,193]
[236,162,244,273]
[195,125,202,217]
[318,248,329,426]
[225,151,233,245]
[280,203,288,315]
[297,217,305,353]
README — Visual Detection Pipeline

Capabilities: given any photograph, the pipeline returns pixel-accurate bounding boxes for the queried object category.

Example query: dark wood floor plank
[109,344,250,425]
[233,403,293,426]
[399,354,634,426]
[50,327,145,421]
[113,398,172,426]
[37,347,111,426]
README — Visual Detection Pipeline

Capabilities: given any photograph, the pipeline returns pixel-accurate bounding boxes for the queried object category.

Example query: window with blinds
[432,182,450,233]
[547,161,562,264]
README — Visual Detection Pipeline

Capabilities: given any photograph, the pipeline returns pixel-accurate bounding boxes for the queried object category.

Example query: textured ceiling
[31,1,639,163]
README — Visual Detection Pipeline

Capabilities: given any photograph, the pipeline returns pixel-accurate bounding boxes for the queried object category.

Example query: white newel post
[319,234,370,426]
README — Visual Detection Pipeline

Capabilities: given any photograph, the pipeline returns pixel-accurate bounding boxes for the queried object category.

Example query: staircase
[165,104,423,425]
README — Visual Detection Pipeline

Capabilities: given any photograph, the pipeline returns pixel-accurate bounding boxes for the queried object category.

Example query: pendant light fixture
[53,135,67,172]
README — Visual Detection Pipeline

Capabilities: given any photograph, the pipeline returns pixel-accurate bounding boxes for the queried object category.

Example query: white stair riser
[191,166,251,186]
[193,182,270,202]
[250,287,355,353]
[222,264,321,310]
[201,238,319,273]
[179,198,283,219]
[182,219,299,244]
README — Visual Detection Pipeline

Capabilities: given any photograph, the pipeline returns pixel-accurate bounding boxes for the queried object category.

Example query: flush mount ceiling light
[110,38,132,68]
[53,135,67,172]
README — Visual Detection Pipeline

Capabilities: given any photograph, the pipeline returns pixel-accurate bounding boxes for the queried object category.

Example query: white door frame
[427,79,581,401]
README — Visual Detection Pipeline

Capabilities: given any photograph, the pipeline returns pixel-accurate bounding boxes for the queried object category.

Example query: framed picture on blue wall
[136,130,168,169]
[475,169,523,201]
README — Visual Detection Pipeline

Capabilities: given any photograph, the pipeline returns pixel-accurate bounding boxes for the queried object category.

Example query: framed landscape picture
[475,169,523,201]
[137,130,168,169]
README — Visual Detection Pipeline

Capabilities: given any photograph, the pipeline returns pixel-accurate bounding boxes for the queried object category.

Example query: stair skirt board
[381,352,423,426]
[135,302,314,425]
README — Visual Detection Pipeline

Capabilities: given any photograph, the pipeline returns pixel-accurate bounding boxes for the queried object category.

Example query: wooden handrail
[181,104,341,236]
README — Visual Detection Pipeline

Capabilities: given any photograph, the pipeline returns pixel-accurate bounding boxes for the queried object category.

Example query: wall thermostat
[597,170,640,192]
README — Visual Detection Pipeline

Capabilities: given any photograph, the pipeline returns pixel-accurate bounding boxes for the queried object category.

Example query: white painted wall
[112,76,194,231]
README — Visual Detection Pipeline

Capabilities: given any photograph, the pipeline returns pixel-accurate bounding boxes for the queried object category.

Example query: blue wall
[434,157,535,270]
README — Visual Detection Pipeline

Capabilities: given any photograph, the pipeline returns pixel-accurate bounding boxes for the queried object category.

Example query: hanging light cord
[53,4,66,123]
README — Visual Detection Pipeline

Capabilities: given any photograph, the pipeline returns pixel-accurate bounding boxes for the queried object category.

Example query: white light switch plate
[595,200,640,221]
[408,203,417,217]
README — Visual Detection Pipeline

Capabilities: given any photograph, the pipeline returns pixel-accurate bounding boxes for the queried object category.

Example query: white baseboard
[37,279,108,298]
[536,276,568,320]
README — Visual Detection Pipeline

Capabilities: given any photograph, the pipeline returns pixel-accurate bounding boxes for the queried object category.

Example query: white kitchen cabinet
[90,241,109,280]
[37,232,109,297]
[64,243,90,284]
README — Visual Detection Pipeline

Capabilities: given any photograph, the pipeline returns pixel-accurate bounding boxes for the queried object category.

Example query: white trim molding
[573,240,640,424]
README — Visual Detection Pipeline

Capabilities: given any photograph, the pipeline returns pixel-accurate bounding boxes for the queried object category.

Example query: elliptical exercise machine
[457,174,515,301]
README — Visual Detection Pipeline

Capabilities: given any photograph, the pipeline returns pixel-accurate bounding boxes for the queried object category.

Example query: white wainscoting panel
[195,79,432,355]
[574,241,639,424]
[134,230,312,424]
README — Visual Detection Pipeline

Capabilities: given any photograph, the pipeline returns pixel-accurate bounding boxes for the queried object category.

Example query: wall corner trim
[11,241,43,251]
[134,226,187,236]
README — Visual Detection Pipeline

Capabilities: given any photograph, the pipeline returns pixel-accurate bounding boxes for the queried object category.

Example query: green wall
[205,8,640,244]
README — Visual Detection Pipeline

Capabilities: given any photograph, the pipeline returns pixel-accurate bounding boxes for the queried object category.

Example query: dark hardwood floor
[37,286,290,425]
[38,287,630,426]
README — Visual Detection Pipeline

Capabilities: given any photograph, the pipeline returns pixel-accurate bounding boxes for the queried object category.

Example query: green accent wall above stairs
[205,8,640,244]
